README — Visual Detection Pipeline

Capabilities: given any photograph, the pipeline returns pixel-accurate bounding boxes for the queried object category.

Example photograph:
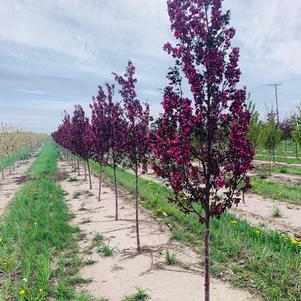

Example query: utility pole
[268,83,282,125]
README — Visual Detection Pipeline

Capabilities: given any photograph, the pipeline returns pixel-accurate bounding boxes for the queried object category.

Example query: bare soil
[254,160,301,168]
[231,194,301,237]
[0,155,37,215]
[58,161,257,301]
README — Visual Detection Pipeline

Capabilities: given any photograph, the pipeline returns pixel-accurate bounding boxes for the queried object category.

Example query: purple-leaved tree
[114,61,152,252]
[90,86,110,202]
[103,83,125,221]
[70,105,89,177]
[152,0,254,300]
[83,120,94,189]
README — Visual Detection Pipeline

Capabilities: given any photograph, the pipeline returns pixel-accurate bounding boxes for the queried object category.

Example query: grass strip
[255,154,301,165]
[0,142,99,301]
[251,178,301,206]
[0,147,32,173]
[89,161,301,301]
[270,165,301,177]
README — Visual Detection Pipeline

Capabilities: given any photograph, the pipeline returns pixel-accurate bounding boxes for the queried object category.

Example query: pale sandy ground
[231,194,301,237]
[58,161,258,301]
[129,168,301,238]
[0,154,37,215]
[250,169,301,185]
[254,160,301,168]
[269,172,301,185]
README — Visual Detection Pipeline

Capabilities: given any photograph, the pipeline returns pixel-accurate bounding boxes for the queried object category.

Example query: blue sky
[0,0,301,133]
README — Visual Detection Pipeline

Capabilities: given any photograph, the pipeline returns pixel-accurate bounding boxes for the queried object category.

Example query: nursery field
[0,142,300,301]
[1,1,301,301]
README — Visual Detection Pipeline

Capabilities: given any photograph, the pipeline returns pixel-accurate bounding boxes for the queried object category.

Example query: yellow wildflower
[39,288,44,293]
[230,220,237,224]
[256,230,260,235]
[19,289,25,295]
[290,238,298,245]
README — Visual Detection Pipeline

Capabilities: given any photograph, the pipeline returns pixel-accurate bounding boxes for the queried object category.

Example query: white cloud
[0,0,301,130]
[228,0,301,79]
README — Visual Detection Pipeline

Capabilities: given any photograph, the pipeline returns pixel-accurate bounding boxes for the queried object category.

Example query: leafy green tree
[247,97,262,148]
[259,111,282,173]
[291,108,301,158]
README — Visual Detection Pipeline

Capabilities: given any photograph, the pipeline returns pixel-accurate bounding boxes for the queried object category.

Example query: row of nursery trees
[0,123,47,178]
[248,100,301,168]
[52,1,255,300]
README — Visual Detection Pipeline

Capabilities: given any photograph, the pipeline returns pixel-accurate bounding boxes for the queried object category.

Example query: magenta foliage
[70,105,91,160]
[83,120,95,160]
[152,0,254,219]
[90,86,110,164]
[52,112,72,151]
[279,118,293,140]
[114,61,152,169]
[90,83,125,164]
[104,83,126,162]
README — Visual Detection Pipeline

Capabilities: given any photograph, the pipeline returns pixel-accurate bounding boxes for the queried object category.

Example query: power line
[268,83,282,125]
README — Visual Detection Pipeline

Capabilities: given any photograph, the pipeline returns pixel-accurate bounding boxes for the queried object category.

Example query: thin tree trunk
[77,158,80,176]
[113,156,118,221]
[296,142,298,159]
[269,151,271,175]
[87,160,92,189]
[204,210,210,301]
[1,158,4,179]
[9,165,11,175]
[98,164,102,202]
[242,191,245,204]
[84,160,87,181]
[135,163,141,252]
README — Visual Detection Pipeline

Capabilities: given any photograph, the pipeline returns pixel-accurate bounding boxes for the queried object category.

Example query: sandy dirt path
[0,154,37,215]
[254,160,301,168]
[231,194,301,237]
[130,169,301,238]
[268,172,301,185]
[58,161,257,301]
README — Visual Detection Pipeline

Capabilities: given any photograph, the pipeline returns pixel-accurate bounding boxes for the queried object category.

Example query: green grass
[272,205,282,217]
[252,177,301,206]
[89,161,301,301]
[93,233,104,245]
[123,288,149,301]
[0,147,32,172]
[165,250,177,265]
[97,244,116,257]
[27,141,58,177]
[256,139,301,157]
[271,165,301,177]
[0,142,98,301]
[255,154,301,165]
[73,191,81,199]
